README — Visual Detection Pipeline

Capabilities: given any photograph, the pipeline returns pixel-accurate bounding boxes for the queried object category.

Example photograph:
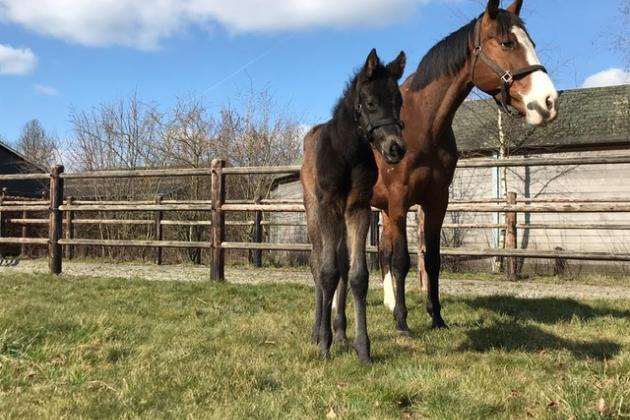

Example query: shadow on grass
[458,321,621,360]
[464,295,630,324]
[458,296,626,360]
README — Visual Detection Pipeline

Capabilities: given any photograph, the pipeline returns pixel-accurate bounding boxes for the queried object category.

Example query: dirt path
[2,259,630,301]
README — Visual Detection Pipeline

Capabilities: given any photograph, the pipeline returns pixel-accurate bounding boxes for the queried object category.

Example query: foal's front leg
[345,205,372,362]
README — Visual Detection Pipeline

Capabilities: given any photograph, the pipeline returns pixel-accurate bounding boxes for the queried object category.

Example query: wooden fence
[1,154,630,280]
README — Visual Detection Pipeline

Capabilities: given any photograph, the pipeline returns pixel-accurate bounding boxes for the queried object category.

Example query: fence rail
[1,155,630,279]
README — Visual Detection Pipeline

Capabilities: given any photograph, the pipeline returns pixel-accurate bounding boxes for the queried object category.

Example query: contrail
[205,39,287,91]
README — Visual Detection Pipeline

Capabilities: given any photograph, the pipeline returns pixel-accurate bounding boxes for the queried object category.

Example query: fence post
[369,210,380,271]
[416,207,429,291]
[154,195,163,265]
[0,189,4,257]
[505,191,518,280]
[252,201,263,268]
[49,165,64,275]
[210,159,226,281]
[20,210,28,257]
[65,196,74,260]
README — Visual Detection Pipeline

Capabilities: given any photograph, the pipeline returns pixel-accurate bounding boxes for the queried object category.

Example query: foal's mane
[410,10,527,91]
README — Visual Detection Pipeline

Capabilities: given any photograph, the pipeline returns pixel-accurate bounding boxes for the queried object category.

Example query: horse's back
[301,124,327,209]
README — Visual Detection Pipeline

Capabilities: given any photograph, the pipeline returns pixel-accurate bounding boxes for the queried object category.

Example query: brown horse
[301,49,406,362]
[371,0,559,332]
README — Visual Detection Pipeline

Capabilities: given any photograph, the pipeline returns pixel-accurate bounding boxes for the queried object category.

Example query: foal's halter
[470,18,547,115]
[354,95,404,141]
[357,105,405,136]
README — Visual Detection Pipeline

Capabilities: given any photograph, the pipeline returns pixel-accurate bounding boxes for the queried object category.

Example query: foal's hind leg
[333,244,349,343]
[317,204,344,358]
[345,206,372,362]
[305,197,324,344]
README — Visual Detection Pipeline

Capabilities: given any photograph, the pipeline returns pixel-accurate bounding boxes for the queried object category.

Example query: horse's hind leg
[317,203,344,358]
[305,197,324,344]
[345,206,371,363]
[333,243,348,343]
[422,198,448,329]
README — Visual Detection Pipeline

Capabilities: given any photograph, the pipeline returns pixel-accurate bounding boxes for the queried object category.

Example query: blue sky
[0,0,628,143]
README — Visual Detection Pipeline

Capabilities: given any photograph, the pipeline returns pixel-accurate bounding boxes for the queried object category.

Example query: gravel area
[2,258,630,301]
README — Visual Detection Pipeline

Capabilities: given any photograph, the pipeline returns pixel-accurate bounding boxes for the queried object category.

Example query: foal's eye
[501,40,516,50]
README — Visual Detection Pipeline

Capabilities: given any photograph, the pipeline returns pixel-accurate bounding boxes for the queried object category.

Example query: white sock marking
[383,272,396,312]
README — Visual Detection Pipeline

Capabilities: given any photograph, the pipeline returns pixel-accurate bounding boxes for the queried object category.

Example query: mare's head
[352,49,407,164]
[472,0,558,125]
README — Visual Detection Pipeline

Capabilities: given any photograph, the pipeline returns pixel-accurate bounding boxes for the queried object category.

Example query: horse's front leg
[345,205,372,363]
[381,199,411,333]
[389,209,411,334]
[380,212,396,311]
[422,199,448,329]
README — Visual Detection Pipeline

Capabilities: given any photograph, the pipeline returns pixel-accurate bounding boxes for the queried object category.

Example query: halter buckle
[501,71,514,85]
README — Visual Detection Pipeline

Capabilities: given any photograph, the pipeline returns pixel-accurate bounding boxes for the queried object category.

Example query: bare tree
[15,119,58,168]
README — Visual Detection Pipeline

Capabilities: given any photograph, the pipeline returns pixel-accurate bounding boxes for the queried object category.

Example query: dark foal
[300,49,406,362]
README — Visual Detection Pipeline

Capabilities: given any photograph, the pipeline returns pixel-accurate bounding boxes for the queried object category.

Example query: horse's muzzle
[382,138,406,164]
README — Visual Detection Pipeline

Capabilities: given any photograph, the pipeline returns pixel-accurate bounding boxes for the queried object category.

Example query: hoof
[431,319,448,329]
[395,318,410,334]
[334,333,348,344]
[353,339,371,364]
[397,328,412,337]
[354,347,371,364]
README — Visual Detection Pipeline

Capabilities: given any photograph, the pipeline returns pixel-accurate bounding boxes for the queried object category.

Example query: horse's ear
[506,0,523,15]
[386,51,406,80]
[363,48,381,80]
[485,0,500,20]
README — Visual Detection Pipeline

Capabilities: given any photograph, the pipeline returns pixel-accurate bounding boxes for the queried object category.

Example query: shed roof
[453,85,630,156]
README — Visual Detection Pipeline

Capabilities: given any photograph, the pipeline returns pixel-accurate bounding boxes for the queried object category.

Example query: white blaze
[512,26,558,126]
[383,272,396,312]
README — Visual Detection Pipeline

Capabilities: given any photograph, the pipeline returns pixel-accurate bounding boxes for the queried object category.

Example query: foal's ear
[485,0,500,20]
[363,48,381,80]
[506,0,523,16]
[386,51,406,81]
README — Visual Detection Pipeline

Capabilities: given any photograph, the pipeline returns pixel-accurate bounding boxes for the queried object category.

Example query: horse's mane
[410,11,527,91]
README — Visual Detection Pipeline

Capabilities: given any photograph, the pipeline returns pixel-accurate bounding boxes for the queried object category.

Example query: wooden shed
[0,142,48,198]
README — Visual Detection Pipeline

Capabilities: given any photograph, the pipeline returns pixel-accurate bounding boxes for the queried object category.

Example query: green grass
[1,273,629,419]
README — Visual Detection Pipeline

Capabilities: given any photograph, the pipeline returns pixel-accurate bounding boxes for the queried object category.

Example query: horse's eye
[366,100,376,110]
[501,40,516,50]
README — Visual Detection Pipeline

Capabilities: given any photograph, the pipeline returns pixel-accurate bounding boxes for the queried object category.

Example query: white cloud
[0,43,37,75]
[0,0,427,49]
[582,68,630,88]
[33,83,60,96]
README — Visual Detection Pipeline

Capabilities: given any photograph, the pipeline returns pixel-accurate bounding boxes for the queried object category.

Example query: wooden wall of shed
[450,149,630,274]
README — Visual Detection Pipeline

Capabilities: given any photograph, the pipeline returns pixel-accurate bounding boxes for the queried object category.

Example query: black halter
[357,105,405,134]
[470,18,547,115]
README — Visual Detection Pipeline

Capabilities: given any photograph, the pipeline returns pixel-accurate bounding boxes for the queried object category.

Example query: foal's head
[353,49,407,164]
[472,0,558,125]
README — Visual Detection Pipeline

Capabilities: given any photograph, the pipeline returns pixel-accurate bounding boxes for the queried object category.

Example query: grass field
[1,272,629,419]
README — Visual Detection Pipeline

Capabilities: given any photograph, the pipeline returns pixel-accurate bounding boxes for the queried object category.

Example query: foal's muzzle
[378,134,406,164]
